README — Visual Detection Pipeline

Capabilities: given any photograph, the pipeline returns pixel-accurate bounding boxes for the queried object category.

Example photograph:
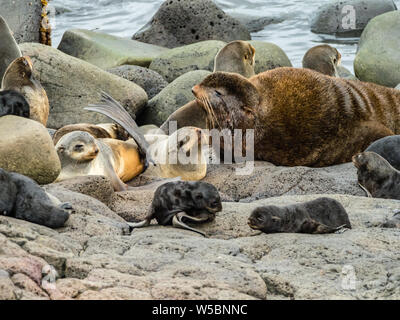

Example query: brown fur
[302,45,341,77]
[192,67,400,167]
[1,56,50,126]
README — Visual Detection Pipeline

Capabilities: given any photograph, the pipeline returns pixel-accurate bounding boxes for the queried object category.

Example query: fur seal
[365,135,400,171]
[0,90,30,118]
[248,197,351,234]
[302,44,341,77]
[128,181,222,237]
[0,168,72,228]
[55,131,145,192]
[1,56,50,126]
[352,151,400,200]
[191,67,400,167]
[0,16,22,81]
[380,212,400,229]
[214,40,256,78]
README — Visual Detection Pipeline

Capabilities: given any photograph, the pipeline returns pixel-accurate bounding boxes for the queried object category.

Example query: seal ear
[57,146,66,153]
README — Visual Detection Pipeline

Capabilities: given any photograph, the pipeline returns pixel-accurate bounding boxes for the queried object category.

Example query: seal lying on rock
[248,197,351,234]
[352,151,400,200]
[0,168,72,228]
[1,56,50,126]
[302,44,341,77]
[365,135,400,171]
[129,181,222,237]
[192,67,400,167]
[0,90,30,118]
[380,212,400,228]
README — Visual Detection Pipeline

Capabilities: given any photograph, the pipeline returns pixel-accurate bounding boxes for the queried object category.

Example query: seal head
[56,131,99,163]
[302,44,341,77]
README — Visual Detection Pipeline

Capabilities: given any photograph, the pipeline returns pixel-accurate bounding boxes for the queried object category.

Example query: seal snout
[192,85,200,97]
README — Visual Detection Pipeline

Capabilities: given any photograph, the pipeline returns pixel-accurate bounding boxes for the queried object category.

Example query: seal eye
[196,194,203,200]
[244,54,249,60]
[74,144,84,152]
[215,90,223,97]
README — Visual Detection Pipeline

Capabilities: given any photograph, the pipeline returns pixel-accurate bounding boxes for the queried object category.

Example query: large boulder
[137,70,211,126]
[132,0,250,49]
[19,43,148,129]
[0,116,60,185]
[248,41,292,74]
[354,11,400,88]
[149,40,225,83]
[310,0,397,36]
[57,29,169,70]
[107,65,168,99]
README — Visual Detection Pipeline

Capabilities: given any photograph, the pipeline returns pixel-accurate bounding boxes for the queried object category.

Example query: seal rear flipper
[127,219,151,230]
[172,212,207,237]
[85,92,154,167]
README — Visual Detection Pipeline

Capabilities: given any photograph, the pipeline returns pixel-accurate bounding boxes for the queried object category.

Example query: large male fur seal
[302,44,341,77]
[0,16,22,81]
[129,181,222,237]
[365,135,400,171]
[0,90,30,118]
[248,197,351,234]
[192,67,400,167]
[352,151,400,200]
[1,56,50,126]
[0,168,72,228]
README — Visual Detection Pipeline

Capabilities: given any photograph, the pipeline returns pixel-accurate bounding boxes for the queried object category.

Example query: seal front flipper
[127,219,151,231]
[358,182,372,198]
[172,212,207,237]
[85,91,154,167]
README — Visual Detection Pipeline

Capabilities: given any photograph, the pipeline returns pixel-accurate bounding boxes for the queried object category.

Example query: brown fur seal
[302,44,341,77]
[128,181,222,237]
[352,151,400,200]
[191,67,400,167]
[248,197,351,234]
[214,40,256,78]
[55,131,145,191]
[365,135,400,171]
[1,56,50,126]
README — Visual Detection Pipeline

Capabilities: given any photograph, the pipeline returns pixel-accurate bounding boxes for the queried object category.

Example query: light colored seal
[1,56,50,126]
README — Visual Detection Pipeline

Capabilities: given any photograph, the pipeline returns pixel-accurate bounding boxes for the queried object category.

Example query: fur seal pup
[248,197,351,234]
[352,152,400,200]
[129,181,222,237]
[302,44,341,77]
[192,67,400,167]
[0,16,22,81]
[365,135,400,171]
[55,131,145,192]
[1,56,50,126]
[214,40,256,78]
[0,90,30,118]
[0,168,72,228]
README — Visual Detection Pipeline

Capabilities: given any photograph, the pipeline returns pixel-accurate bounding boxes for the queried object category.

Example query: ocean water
[51,0,400,72]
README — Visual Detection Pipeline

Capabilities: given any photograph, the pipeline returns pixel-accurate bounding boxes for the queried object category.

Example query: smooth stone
[58,29,169,70]
[20,43,148,129]
[354,11,400,88]
[132,0,250,49]
[230,13,286,33]
[248,41,292,74]
[337,65,358,80]
[0,116,60,185]
[137,70,211,126]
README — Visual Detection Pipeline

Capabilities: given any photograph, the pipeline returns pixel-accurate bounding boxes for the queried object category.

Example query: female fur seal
[352,151,400,200]
[302,44,341,77]
[55,131,145,192]
[0,168,72,228]
[0,90,30,118]
[365,135,400,171]
[128,181,222,237]
[192,67,400,167]
[248,197,351,234]
[1,56,50,126]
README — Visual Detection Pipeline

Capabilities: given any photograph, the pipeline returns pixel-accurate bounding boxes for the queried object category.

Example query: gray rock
[138,70,211,126]
[58,29,169,70]
[248,41,292,74]
[337,65,358,80]
[311,0,397,36]
[354,11,400,88]
[230,13,286,33]
[396,84,400,90]
[20,43,148,129]
[149,40,225,83]
[107,65,168,99]
[132,0,251,49]
[0,116,61,185]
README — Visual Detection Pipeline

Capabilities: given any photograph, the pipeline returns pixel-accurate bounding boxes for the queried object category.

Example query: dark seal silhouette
[248,197,351,234]
[365,135,400,171]
[0,168,72,228]
[129,181,222,237]
[0,90,30,118]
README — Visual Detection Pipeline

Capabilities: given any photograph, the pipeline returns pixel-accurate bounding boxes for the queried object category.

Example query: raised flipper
[127,219,151,229]
[172,212,207,237]
[85,91,154,167]
[358,182,372,198]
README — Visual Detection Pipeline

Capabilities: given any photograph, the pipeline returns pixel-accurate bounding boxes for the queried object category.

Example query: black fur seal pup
[128,181,222,237]
[365,135,400,171]
[0,90,30,118]
[0,168,72,228]
[352,151,400,200]
[248,197,351,234]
